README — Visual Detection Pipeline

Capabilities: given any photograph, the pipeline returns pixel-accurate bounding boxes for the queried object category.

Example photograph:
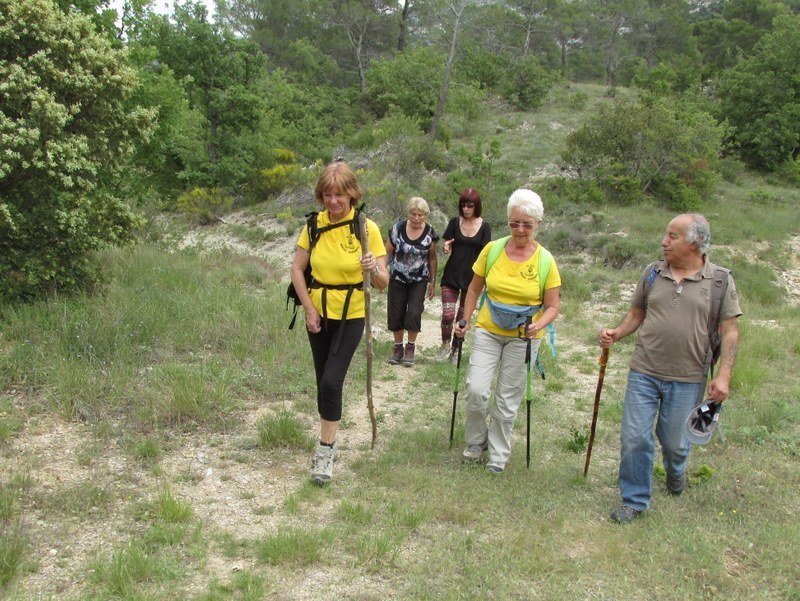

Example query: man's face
[661,216,695,264]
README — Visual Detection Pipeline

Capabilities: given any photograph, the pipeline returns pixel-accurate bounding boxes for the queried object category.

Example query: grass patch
[253,527,333,566]
[256,410,314,450]
[88,541,181,598]
[0,521,27,587]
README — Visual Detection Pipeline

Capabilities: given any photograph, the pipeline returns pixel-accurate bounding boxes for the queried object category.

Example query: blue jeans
[619,370,704,511]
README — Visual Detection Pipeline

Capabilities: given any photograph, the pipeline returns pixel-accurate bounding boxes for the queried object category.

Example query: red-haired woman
[439,188,492,362]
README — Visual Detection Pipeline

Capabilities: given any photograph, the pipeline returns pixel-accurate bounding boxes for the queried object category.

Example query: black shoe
[610,505,642,524]
[667,472,686,496]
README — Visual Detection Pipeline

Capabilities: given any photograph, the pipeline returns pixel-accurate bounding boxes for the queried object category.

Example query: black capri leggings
[307,317,364,422]
[387,279,427,333]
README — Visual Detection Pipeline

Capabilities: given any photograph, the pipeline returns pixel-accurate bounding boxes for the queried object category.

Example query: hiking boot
[462,442,487,464]
[610,505,642,524]
[310,443,337,485]
[402,343,415,367]
[437,344,452,361]
[667,472,686,496]
[486,460,505,474]
[387,343,404,365]
[449,350,459,365]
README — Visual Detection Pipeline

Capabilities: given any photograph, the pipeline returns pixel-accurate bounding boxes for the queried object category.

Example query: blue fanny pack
[486,297,540,330]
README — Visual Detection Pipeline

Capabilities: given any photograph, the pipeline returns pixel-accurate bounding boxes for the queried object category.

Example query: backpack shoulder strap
[305,212,321,249]
[642,259,665,310]
[707,266,730,372]
[310,203,366,249]
[537,245,553,301]
[709,267,730,332]
[485,236,510,275]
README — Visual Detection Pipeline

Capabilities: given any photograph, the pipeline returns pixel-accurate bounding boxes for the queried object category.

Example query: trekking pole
[358,213,378,449]
[583,347,609,477]
[449,320,467,447]
[525,317,533,469]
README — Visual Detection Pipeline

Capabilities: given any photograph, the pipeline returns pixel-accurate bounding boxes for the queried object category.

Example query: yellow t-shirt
[473,241,561,337]
[296,207,386,320]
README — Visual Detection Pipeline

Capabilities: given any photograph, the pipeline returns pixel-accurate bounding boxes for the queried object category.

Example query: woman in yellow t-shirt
[454,189,561,474]
[290,161,388,485]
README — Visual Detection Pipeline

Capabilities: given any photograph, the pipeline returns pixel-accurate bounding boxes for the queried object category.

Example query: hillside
[2,85,800,599]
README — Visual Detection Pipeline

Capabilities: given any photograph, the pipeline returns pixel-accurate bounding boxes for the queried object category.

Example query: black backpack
[286,207,364,330]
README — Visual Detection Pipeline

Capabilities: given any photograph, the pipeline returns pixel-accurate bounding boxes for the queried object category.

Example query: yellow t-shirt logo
[339,234,360,254]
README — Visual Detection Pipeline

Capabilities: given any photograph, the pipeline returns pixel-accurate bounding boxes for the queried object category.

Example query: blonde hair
[314,161,362,207]
[407,196,430,215]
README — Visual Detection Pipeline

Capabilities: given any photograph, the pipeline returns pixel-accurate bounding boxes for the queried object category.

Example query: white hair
[685,213,711,255]
[507,189,543,221]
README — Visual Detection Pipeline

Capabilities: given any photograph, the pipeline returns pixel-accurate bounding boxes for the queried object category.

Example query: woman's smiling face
[322,188,351,222]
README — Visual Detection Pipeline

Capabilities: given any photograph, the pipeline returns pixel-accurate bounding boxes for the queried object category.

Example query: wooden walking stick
[358,212,378,449]
[583,347,610,477]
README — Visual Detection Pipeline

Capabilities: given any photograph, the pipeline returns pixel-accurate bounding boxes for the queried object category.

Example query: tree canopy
[0,0,153,300]
[2,0,799,300]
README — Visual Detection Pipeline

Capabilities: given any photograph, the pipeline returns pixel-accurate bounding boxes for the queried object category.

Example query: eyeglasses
[508,221,535,230]
[461,202,475,208]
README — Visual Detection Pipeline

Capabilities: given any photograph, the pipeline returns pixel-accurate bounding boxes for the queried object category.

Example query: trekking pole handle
[456,319,467,339]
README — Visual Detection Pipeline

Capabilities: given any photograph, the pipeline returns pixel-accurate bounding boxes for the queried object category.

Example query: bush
[0,0,154,302]
[770,158,800,186]
[365,47,444,125]
[501,57,557,110]
[562,97,723,209]
[745,188,780,206]
[251,149,304,201]
[177,188,234,225]
[568,92,589,110]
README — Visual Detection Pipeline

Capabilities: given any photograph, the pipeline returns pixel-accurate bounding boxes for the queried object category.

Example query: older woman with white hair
[454,189,561,473]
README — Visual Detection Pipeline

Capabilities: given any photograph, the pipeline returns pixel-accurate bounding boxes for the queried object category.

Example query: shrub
[746,188,780,206]
[0,0,154,301]
[568,92,589,109]
[770,158,800,186]
[177,187,234,226]
[562,97,723,208]
[501,57,557,110]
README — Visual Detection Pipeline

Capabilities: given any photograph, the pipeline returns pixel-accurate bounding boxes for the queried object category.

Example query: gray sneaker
[667,472,686,495]
[610,505,642,524]
[461,442,487,464]
[486,460,505,473]
[311,443,337,485]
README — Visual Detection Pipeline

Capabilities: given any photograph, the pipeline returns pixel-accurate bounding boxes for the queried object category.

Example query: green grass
[1,87,799,599]
[256,410,315,450]
[253,526,333,565]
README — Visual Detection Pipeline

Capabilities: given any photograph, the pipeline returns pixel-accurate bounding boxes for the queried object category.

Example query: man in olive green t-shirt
[599,214,742,523]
